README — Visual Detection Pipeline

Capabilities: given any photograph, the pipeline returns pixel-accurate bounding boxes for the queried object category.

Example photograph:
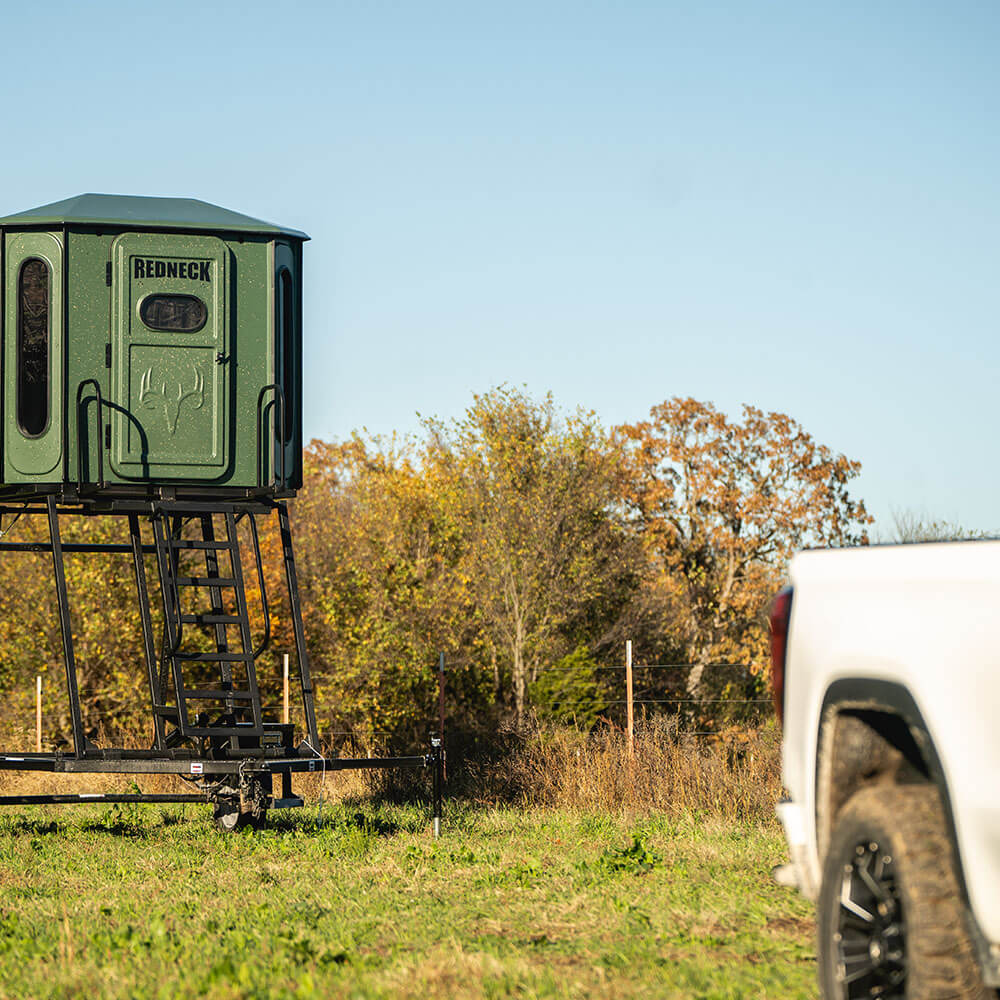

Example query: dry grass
[460,718,783,822]
[0,717,784,827]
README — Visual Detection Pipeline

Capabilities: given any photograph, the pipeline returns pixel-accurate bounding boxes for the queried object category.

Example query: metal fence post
[431,736,443,839]
[438,652,447,780]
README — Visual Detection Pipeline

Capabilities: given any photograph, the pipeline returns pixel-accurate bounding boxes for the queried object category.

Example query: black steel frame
[0,498,444,830]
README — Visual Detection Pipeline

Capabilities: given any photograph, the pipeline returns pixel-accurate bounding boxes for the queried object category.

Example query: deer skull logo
[139,365,205,435]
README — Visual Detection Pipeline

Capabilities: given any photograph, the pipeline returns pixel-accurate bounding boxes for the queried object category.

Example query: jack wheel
[212,798,253,833]
[211,772,270,832]
[212,796,266,832]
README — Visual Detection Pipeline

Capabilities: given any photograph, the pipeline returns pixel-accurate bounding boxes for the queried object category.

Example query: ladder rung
[183,689,256,701]
[155,501,243,515]
[181,724,264,737]
[168,539,233,550]
[174,652,252,663]
[175,576,237,587]
[153,705,179,718]
[178,613,242,625]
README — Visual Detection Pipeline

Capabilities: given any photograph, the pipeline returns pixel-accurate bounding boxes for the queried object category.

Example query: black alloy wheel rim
[833,839,906,998]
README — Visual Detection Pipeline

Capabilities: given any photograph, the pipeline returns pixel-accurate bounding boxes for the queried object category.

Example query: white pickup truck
[772,543,1000,999]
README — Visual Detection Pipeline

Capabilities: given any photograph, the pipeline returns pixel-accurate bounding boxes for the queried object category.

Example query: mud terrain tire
[818,783,989,1000]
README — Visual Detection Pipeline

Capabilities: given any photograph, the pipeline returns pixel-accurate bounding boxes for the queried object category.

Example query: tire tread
[818,782,989,1000]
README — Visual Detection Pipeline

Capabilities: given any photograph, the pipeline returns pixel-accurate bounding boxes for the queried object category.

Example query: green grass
[0,800,816,999]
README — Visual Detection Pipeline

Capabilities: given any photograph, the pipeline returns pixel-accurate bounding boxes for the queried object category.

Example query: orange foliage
[617,397,872,696]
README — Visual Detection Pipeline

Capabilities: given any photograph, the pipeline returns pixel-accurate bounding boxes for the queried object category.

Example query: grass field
[0,793,817,1000]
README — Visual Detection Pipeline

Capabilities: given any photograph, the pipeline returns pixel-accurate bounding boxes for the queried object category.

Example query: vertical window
[277,268,294,443]
[17,258,50,437]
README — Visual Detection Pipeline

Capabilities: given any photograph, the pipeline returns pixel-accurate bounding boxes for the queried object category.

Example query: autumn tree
[0,391,878,746]
[291,437,491,745]
[424,387,639,724]
[618,398,872,700]
[0,512,170,745]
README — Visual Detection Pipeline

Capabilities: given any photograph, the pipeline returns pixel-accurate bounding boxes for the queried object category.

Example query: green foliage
[423,386,640,723]
[595,833,663,876]
[293,436,493,744]
[528,645,607,728]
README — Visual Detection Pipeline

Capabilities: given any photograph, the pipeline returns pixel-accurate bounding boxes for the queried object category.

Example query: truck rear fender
[817,678,1000,984]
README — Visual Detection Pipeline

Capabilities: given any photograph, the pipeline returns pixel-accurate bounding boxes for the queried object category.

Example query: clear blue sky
[3,1,999,532]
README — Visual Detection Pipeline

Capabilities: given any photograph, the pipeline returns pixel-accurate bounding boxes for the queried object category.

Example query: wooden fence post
[36,675,42,753]
[626,640,634,755]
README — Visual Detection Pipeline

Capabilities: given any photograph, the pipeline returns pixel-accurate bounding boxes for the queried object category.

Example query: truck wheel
[818,783,989,1000]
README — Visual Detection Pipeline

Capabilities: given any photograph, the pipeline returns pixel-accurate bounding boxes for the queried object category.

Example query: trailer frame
[0,494,445,833]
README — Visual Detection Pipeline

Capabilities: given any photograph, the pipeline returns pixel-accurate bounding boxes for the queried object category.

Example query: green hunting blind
[0,193,304,493]
[0,195,443,831]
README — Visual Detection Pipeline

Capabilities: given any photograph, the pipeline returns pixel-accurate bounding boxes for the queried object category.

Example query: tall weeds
[459,718,783,822]
[0,718,784,825]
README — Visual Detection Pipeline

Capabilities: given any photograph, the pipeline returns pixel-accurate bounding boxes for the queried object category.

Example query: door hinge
[104,424,111,450]
[105,261,112,286]
[105,343,112,368]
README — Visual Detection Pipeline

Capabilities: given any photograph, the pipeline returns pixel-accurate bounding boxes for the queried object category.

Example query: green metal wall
[3,231,64,478]
[1,227,302,492]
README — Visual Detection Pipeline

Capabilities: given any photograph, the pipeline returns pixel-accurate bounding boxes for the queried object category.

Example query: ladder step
[155,501,243,514]
[183,689,256,701]
[179,613,242,625]
[174,652,252,663]
[168,539,233,550]
[182,724,264,737]
[151,504,267,741]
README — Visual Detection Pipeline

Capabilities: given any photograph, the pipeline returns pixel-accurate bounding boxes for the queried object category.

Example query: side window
[17,258,50,437]
[276,267,294,443]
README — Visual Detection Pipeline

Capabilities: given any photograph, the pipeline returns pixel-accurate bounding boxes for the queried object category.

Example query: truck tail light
[768,586,793,726]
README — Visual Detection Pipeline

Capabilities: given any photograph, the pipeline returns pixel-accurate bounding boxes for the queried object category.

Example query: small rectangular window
[140,294,207,332]
[17,258,50,437]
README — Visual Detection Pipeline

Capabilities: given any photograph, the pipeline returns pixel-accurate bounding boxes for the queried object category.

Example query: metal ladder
[151,506,265,744]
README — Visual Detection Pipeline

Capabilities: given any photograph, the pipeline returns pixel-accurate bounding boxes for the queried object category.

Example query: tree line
[0,388,872,748]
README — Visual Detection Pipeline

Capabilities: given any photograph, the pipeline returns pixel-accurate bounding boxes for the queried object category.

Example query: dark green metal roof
[0,193,308,240]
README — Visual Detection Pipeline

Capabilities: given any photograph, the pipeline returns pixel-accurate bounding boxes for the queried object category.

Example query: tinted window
[17,258,49,437]
[140,294,207,332]
[278,268,294,442]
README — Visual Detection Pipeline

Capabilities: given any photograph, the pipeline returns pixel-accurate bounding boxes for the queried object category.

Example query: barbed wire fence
[420,644,772,756]
[50,643,772,756]
[169,645,773,760]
